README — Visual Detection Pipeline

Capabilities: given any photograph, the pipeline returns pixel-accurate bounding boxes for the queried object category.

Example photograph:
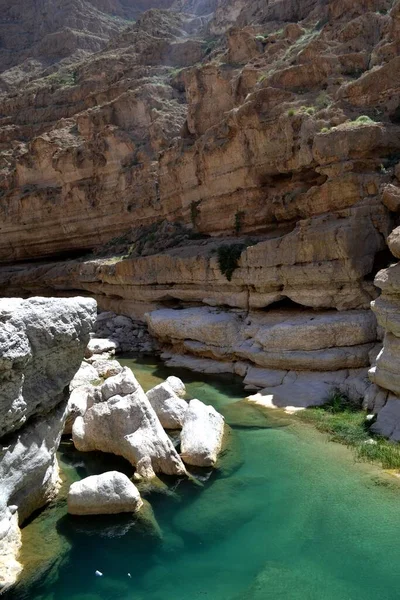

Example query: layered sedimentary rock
[1,1,400,422]
[366,227,400,438]
[0,0,397,270]
[145,305,378,407]
[0,297,96,591]
[0,0,176,89]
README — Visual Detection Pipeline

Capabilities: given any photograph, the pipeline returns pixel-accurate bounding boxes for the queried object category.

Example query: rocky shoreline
[0,299,227,591]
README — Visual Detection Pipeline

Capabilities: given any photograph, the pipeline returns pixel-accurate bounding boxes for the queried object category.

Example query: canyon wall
[0,297,96,591]
[0,0,177,89]
[1,1,400,424]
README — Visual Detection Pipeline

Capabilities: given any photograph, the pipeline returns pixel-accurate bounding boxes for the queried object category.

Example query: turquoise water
[6,356,400,600]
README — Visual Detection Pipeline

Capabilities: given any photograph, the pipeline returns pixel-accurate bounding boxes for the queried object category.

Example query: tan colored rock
[387,226,400,259]
[372,295,400,338]
[381,184,400,212]
[147,306,376,372]
[374,333,400,396]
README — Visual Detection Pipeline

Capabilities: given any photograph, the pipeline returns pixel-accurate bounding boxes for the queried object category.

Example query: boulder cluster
[65,344,225,516]
[92,311,157,354]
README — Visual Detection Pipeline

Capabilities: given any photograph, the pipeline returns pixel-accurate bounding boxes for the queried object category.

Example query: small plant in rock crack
[234,210,245,234]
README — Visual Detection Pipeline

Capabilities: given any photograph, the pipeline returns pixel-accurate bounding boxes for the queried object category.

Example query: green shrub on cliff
[217,244,246,281]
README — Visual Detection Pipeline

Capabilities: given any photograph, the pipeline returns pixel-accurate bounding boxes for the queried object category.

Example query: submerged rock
[146,381,188,429]
[180,399,225,467]
[67,471,143,515]
[173,477,264,545]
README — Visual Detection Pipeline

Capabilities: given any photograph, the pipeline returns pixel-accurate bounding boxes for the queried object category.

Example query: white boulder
[85,338,119,358]
[89,357,123,379]
[180,399,225,467]
[64,385,95,435]
[100,367,140,401]
[166,376,186,398]
[72,385,187,479]
[70,362,99,391]
[0,296,97,591]
[146,382,188,429]
[67,471,143,515]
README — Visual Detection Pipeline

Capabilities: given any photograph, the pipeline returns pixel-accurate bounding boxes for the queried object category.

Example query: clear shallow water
[6,356,400,600]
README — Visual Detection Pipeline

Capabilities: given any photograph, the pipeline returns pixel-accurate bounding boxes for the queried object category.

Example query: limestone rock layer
[0,297,97,591]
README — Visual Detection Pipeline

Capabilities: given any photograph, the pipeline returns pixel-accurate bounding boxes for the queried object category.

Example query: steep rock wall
[0,297,96,591]
[0,0,399,263]
[1,0,400,430]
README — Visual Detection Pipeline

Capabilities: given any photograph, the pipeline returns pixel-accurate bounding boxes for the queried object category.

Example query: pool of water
[6,356,400,600]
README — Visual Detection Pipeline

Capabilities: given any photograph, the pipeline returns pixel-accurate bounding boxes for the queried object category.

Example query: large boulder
[72,374,187,479]
[64,385,94,435]
[0,296,97,591]
[146,381,188,429]
[180,399,225,467]
[67,472,143,515]
[0,297,97,437]
[100,367,141,401]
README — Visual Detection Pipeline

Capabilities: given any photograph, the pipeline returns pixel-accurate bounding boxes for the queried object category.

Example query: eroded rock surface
[0,296,96,591]
[72,368,187,478]
[0,297,96,437]
[1,0,400,437]
[180,399,225,467]
[67,471,143,515]
[146,380,188,429]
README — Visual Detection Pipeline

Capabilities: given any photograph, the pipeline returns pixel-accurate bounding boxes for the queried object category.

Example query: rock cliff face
[0,297,96,591]
[1,2,400,425]
[0,0,176,89]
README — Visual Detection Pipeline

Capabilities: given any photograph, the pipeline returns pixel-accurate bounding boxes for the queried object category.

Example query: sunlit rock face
[0,297,96,592]
[0,0,398,267]
[0,0,177,88]
[1,1,400,427]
